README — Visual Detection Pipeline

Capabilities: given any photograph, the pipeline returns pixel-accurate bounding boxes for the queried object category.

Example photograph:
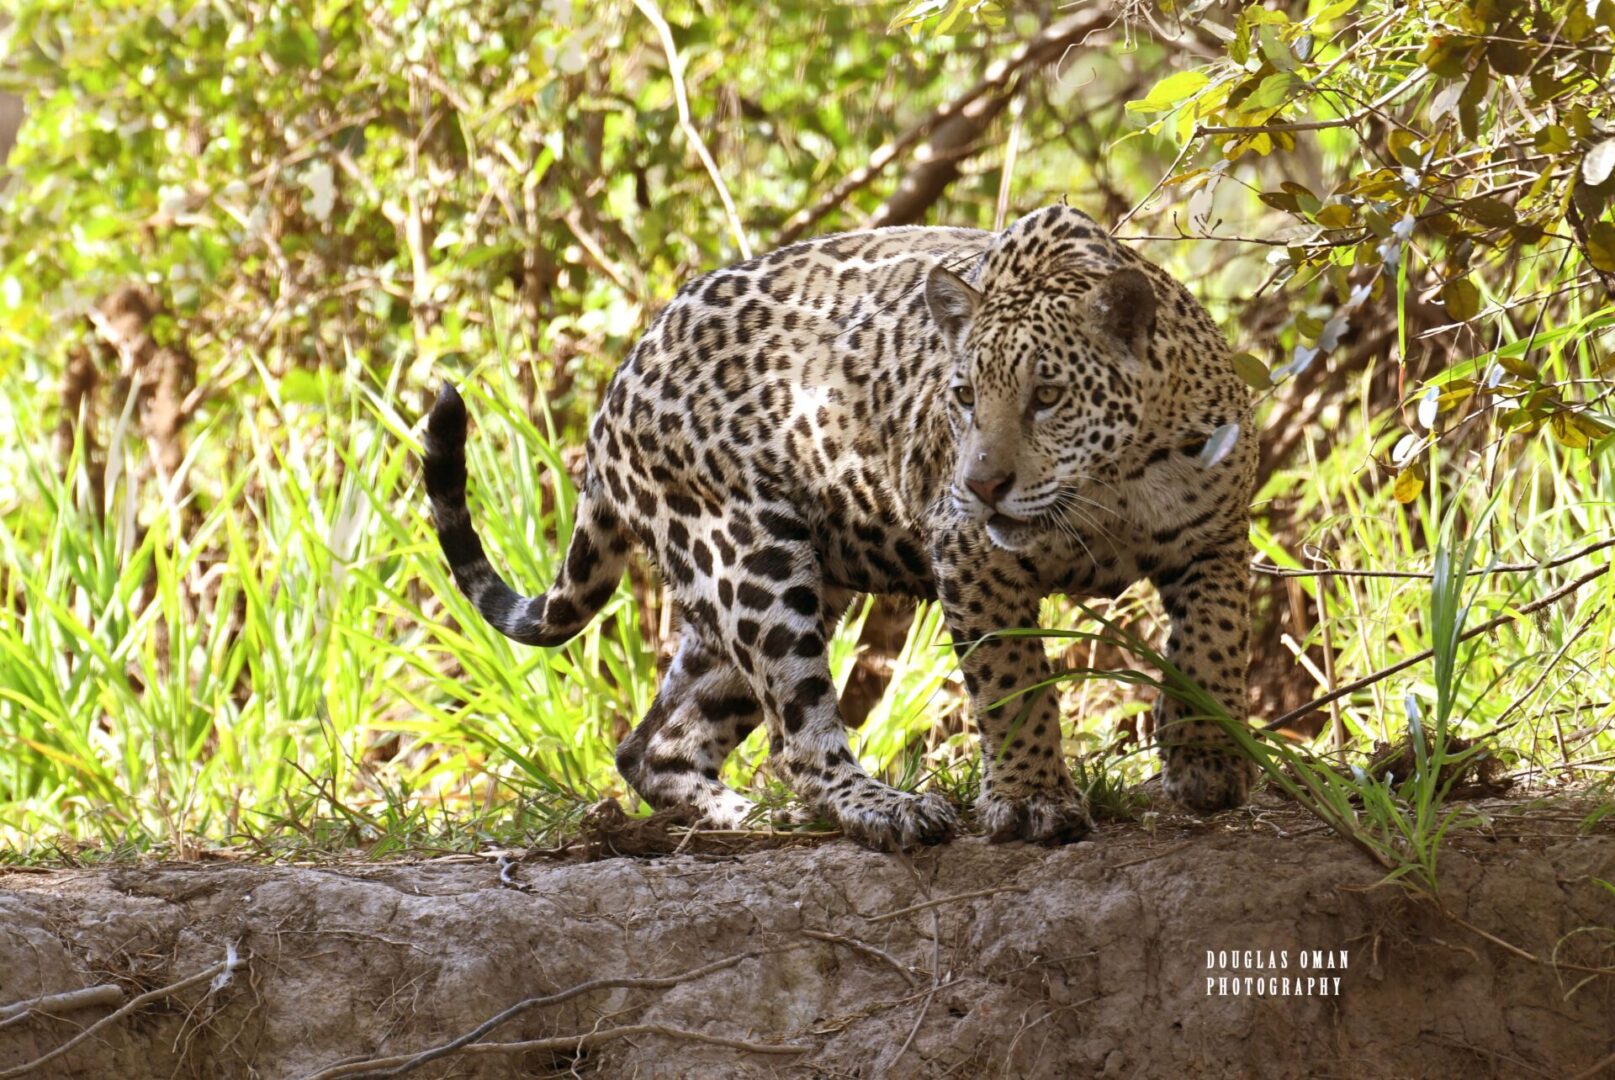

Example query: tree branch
[633,0,752,257]
[776,6,1116,244]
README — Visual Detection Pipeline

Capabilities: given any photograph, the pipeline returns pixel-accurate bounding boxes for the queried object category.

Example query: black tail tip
[426,382,468,449]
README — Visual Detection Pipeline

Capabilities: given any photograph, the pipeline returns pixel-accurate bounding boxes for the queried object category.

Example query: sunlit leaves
[887,0,1001,35]
[1246,72,1304,111]
[1314,203,1355,230]
[1125,70,1210,115]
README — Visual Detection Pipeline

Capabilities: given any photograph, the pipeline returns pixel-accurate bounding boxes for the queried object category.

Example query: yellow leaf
[1549,412,1594,451]
[1441,278,1481,321]
[1393,467,1424,504]
[1315,203,1356,229]
[1587,222,1615,273]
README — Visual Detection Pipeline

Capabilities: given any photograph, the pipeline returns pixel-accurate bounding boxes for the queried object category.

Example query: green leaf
[1498,354,1538,380]
[1246,72,1305,110]
[1388,130,1424,169]
[1486,39,1531,76]
[77,215,124,241]
[1458,197,1516,228]
[1258,25,1298,72]
[1259,191,1301,213]
[1533,124,1574,154]
[1126,70,1210,115]
[281,368,325,406]
[1549,411,1596,451]
[1230,351,1273,390]
[1314,0,1359,24]
[1420,37,1475,79]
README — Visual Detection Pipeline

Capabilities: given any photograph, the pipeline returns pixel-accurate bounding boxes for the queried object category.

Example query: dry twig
[802,929,922,987]
[1265,558,1613,731]
[1252,534,1615,580]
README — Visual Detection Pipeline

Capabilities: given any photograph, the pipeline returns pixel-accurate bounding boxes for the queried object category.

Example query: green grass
[5,289,1615,864]
[5,331,1612,864]
[2,0,1614,875]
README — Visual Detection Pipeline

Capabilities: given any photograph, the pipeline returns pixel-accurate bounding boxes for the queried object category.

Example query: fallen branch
[889,981,941,1070]
[776,6,1115,244]
[0,952,242,1079]
[304,948,791,1079]
[1265,558,1614,731]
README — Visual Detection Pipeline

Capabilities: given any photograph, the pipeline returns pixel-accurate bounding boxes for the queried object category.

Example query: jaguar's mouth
[983,511,1045,552]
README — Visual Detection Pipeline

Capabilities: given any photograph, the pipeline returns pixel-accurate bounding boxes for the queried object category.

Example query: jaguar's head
[926,256,1157,552]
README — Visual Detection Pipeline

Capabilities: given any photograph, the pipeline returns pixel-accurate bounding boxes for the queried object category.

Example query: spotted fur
[423,205,1256,850]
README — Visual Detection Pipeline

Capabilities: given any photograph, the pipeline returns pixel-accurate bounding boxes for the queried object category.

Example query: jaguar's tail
[422,383,628,647]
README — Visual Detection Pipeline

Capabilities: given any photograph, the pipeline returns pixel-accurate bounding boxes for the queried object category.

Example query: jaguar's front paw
[832,787,958,851]
[976,786,1093,844]
[1163,750,1254,814]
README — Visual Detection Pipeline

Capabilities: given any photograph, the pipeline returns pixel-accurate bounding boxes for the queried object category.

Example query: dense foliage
[0,0,1611,855]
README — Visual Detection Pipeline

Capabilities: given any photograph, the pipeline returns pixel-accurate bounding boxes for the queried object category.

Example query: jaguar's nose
[965,471,1016,509]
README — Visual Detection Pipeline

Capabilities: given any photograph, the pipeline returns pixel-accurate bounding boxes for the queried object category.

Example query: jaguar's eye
[1033,385,1064,409]
[953,384,976,408]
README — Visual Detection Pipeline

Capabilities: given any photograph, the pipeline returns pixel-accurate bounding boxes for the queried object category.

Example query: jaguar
[422,203,1256,850]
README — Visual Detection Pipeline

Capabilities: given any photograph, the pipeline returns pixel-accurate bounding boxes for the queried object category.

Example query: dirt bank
[2,798,1612,1079]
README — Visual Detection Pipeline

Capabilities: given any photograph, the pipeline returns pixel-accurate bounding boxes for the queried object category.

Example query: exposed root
[802,929,923,988]
[866,884,1029,923]
[307,1023,808,1079]
[300,947,803,1079]
[0,950,242,1079]
[0,985,123,1029]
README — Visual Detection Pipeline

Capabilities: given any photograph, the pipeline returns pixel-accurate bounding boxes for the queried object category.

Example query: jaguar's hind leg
[615,623,763,828]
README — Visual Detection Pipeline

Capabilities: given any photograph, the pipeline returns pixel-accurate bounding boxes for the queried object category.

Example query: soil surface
[2,795,1613,1079]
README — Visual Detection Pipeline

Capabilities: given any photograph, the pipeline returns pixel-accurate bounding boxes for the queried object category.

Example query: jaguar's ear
[926,263,981,352]
[1086,268,1156,362]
